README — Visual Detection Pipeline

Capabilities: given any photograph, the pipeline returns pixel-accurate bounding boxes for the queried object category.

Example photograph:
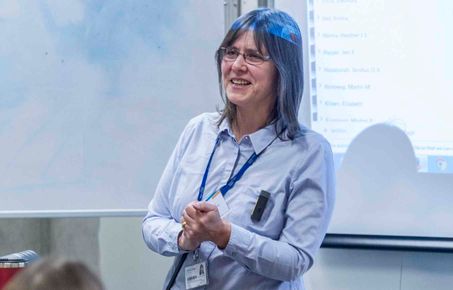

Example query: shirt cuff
[162,221,190,254]
[221,223,252,258]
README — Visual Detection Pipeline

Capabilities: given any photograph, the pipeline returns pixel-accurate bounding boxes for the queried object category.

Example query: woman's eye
[248,53,263,61]
[225,49,238,56]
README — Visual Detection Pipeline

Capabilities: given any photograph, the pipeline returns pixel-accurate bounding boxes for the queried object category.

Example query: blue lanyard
[197,133,278,201]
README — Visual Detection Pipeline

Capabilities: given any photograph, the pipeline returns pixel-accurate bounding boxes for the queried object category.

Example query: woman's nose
[231,54,247,71]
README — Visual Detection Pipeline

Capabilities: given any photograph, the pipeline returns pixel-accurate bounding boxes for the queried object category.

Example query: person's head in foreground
[4,257,104,290]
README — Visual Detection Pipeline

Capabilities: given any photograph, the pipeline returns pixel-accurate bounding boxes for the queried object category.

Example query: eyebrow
[229,46,264,55]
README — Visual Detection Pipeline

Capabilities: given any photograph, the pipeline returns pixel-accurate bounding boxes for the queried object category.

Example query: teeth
[231,79,251,85]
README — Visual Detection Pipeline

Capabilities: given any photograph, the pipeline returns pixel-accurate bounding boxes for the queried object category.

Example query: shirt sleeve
[141,122,193,257]
[221,138,335,281]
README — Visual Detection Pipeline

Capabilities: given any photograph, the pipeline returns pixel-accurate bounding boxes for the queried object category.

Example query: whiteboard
[0,0,224,216]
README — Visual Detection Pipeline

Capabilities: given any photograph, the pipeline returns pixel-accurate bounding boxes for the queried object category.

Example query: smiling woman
[142,8,335,290]
[220,30,278,139]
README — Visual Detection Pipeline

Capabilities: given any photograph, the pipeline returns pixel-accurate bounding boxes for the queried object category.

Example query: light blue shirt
[142,112,335,290]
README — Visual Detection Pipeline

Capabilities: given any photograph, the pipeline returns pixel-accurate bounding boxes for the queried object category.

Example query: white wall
[99,217,170,290]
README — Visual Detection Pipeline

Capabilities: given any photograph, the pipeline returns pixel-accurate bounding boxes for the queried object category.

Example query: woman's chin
[227,96,248,108]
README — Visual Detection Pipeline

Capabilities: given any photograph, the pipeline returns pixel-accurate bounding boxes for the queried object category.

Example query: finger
[185,204,200,219]
[182,211,196,225]
[182,216,203,236]
[193,201,217,213]
[184,201,198,211]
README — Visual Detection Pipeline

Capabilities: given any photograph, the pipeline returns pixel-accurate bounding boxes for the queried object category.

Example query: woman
[142,8,335,290]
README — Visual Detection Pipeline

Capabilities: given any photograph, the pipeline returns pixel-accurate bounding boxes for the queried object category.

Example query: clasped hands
[178,201,231,251]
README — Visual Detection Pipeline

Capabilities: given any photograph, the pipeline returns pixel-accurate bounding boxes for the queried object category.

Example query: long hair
[215,8,304,139]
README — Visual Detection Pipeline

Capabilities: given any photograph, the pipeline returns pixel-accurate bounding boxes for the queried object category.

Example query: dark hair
[215,8,304,139]
[4,257,104,290]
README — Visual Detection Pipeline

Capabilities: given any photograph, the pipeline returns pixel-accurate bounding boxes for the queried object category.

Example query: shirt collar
[218,118,279,154]
[248,123,279,154]
[218,118,232,137]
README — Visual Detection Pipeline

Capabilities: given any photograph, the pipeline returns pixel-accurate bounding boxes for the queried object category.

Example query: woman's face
[222,30,278,114]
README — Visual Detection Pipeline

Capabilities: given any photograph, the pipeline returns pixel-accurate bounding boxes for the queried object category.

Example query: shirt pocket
[228,185,285,240]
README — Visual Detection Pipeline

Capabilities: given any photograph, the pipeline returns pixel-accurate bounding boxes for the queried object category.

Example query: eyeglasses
[219,47,271,65]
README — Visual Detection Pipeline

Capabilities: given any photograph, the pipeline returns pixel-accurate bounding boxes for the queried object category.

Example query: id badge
[185,261,208,289]
[205,191,230,217]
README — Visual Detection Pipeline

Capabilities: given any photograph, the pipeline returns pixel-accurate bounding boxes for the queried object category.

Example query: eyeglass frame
[218,47,271,66]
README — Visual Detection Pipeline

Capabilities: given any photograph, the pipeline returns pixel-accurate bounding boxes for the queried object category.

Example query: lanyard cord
[198,133,280,201]
[197,136,221,201]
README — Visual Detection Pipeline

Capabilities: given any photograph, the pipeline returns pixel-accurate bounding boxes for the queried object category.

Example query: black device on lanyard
[251,190,270,222]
